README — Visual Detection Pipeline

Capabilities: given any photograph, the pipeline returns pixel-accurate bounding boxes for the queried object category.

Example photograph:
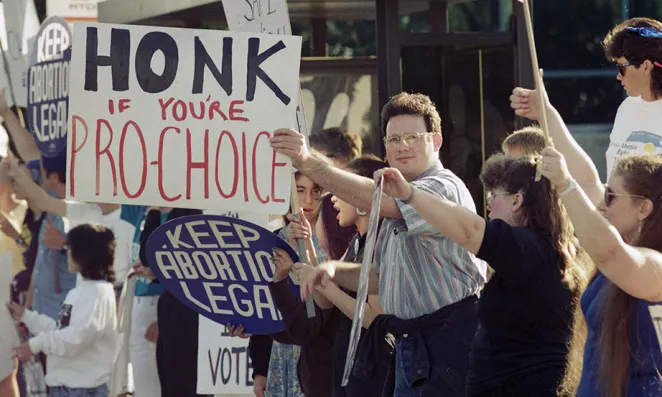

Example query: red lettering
[119,121,147,199]
[241,132,248,202]
[157,127,182,202]
[252,131,270,204]
[108,100,115,115]
[215,130,239,199]
[173,100,187,121]
[118,99,131,113]
[189,101,205,120]
[69,115,89,197]
[158,97,175,121]
[229,100,249,122]
[95,119,117,197]
[271,150,286,203]
[209,101,228,121]
[186,128,209,200]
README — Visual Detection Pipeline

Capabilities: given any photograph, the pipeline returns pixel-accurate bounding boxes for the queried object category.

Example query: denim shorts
[49,384,109,397]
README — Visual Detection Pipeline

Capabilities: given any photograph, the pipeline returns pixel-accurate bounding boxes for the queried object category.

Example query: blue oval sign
[28,16,71,158]
[146,214,300,334]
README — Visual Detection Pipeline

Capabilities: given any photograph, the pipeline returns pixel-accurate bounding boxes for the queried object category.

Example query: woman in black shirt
[376,154,591,397]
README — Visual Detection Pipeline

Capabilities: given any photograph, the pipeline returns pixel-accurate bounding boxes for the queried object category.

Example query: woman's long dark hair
[481,155,592,395]
[593,155,662,397]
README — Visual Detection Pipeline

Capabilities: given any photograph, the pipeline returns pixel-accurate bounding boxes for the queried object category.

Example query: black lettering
[232,347,246,385]
[243,0,255,22]
[268,0,277,15]
[221,347,232,384]
[135,32,179,93]
[246,346,254,386]
[83,27,130,91]
[192,37,233,95]
[208,348,221,385]
[246,38,290,104]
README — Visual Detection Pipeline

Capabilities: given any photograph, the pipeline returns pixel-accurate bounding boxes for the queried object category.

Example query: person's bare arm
[297,154,402,219]
[542,147,662,301]
[8,158,65,217]
[511,87,603,205]
[0,89,40,162]
[270,129,402,218]
[325,261,380,295]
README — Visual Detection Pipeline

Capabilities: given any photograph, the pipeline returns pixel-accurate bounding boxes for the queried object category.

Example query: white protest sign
[649,305,662,353]
[606,130,662,179]
[1,0,39,107]
[198,316,254,396]
[66,23,302,213]
[222,0,309,137]
[196,211,267,395]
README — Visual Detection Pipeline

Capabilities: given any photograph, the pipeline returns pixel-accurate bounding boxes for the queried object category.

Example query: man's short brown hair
[502,126,547,156]
[603,18,662,98]
[309,128,362,162]
[381,93,442,136]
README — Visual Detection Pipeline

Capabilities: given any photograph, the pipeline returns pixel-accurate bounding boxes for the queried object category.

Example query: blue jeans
[393,318,477,396]
[48,384,108,397]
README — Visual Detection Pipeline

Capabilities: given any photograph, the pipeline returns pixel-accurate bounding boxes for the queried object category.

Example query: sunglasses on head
[603,184,647,207]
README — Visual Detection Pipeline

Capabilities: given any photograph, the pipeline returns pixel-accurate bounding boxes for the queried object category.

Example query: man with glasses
[270,92,486,396]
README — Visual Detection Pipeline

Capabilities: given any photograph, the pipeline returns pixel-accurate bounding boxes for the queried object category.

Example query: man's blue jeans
[393,313,477,396]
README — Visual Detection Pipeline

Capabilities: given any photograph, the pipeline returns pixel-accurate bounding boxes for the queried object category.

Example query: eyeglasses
[486,191,514,205]
[383,132,434,147]
[616,61,639,76]
[603,184,647,207]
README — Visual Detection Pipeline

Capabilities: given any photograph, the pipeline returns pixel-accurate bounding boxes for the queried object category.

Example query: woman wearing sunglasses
[539,147,662,397]
[512,17,662,184]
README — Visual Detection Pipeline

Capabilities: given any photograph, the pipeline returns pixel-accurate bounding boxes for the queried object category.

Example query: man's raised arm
[270,129,402,219]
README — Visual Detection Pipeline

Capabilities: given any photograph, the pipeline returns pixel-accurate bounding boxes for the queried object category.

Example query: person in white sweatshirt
[6,223,119,397]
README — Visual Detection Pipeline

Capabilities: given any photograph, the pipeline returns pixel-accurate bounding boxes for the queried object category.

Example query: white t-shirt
[65,202,135,284]
[606,96,662,179]
[23,280,118,388]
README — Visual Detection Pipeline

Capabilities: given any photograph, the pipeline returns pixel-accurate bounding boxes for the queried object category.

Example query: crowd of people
[0,15,661,397]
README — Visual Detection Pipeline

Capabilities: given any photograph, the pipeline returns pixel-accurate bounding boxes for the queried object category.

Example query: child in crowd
[7,224,119,397]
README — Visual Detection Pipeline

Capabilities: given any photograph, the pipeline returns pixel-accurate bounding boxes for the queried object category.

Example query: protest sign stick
[289,173,316,318]
[520,0,551,181]
[0,47,26,129]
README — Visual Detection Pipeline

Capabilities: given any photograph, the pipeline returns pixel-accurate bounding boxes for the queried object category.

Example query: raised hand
[269,128,310,167]
[375,168,412,201]
[540,146,572,191]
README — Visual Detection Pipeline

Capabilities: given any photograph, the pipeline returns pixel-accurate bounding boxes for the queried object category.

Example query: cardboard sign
[342,176,382,386]
[1,0,39,107]
[27,16,71,158]
[222,0,309,137]
[197,317,254,395]
[146,214,300,334]
[66,23,301,213]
